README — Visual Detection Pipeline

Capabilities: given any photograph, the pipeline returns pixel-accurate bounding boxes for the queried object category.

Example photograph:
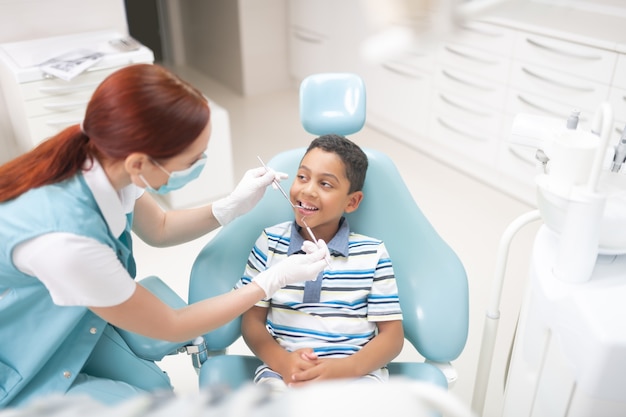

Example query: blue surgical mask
[140,153,207,194]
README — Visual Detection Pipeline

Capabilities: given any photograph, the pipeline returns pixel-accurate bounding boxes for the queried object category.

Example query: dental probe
[256,156,297,208]
[256,156,331,267]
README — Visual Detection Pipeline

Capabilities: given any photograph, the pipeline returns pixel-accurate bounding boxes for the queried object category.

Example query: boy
[235,134,404,392]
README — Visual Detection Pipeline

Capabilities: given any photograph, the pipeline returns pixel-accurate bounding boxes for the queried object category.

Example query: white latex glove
[253,242,328,298]
[302,239,332,267]
[212,166,288,226]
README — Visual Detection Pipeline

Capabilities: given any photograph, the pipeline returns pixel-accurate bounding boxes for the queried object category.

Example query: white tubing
[471,209,541,416]
[588,103,613,192]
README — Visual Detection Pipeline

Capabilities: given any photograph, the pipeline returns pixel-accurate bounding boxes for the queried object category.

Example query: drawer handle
[516,94,589,122]
[521,67,595,92]
[441,69,494,92]
[43,100,89,111]
[436,117,487,142]
[526,38,602,61]
[46,118,82,127]
[39,82,100,95]
[459,23,504,39]
[381,62,422,80]
[444,45,498,65]
[439,93,491,117]
[507,145,535,167]
[516,94,569,118]
[292,28,324,44]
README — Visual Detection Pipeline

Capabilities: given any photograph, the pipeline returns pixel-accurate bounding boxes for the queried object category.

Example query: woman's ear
[124,153,151,175]
[344,191,364,214]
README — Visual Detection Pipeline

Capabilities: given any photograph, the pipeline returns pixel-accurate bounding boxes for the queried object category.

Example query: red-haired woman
[0,64,328,408]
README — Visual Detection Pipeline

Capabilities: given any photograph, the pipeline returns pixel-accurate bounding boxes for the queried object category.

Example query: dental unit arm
[611,128,626,173]
[473,103,626,417]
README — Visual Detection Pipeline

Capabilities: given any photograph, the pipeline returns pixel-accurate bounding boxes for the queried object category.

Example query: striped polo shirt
[236,218,402,380]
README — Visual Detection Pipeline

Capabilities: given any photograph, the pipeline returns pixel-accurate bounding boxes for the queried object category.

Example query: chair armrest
[198,355,262,389]
[425,360,458,388]
[387,361,448,389]
[115,276,192,361]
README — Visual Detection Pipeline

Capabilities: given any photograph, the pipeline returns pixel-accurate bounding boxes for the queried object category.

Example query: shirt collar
[81,158,137,238]
[287,217,350,257]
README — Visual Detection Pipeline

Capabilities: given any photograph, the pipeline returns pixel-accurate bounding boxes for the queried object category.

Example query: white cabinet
[287,1,626,205]
[499,31,618,194]
[430,22,514,168]
[359,43,435,145]
[288,0,374,83]
[288,0,341,82]
[0,31,154,151]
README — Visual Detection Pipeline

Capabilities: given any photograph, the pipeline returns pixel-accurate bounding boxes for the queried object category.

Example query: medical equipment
[190,73,469,392]
[472,103,626,416]
[611,129,626,173]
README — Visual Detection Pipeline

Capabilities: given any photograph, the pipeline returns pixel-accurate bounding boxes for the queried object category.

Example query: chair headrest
[300,73,366,136]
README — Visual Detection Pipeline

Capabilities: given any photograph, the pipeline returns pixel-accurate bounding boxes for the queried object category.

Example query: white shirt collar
[81,158,143,238]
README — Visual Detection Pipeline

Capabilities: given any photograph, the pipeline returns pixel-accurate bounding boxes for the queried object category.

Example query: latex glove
[212,166,288,226]
[302,239,332,267]
[253,242,328,298]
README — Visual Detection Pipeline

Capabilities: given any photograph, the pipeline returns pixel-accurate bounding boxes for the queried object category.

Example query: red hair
[0,64,209,202]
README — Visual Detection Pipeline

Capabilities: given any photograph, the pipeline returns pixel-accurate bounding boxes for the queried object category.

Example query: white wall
[175,0,290,96]
[0,0,129,163]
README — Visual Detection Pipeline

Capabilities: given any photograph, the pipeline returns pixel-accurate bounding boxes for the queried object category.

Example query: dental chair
[187,73,469,390]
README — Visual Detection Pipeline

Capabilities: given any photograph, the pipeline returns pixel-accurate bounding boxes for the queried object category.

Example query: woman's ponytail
[0,125,90,202]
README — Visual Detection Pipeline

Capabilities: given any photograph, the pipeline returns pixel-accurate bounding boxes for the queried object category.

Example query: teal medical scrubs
[0,172,172,408]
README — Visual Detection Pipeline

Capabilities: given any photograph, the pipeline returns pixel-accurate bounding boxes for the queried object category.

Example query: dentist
[0,64,328,408]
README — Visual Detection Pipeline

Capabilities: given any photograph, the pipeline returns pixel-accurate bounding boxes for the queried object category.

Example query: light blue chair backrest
[189,146,469,363]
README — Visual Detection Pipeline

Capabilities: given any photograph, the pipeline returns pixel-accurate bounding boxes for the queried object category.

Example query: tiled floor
[132,65,542,416]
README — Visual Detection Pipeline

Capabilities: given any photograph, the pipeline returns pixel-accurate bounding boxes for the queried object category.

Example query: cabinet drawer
[432,91,502,135]
[505,89,594,126]
[448,21,516,57]
[288,0,332,33]
[18,66,121,101]
[514,34,617,83]
[510,62,610,114]
[613,54,626,89]
[429,112,500,166]
[289,26,331,81]
[27,110,85,145]
[361,58,432,137]
[497,140,539,190]
[22,91,92,118]
[434,66,507,108]
[497,115,541,190]
[437,42,512,84]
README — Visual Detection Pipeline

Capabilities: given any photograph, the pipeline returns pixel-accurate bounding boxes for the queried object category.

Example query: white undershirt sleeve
[13,232,137,307]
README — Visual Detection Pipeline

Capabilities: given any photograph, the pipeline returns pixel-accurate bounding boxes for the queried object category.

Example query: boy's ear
[344,191,364,214]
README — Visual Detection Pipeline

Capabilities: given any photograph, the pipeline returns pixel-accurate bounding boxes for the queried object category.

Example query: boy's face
[290,148,363,242]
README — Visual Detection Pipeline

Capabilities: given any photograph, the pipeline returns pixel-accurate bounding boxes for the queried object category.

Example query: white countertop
[478,1,626,52]
[0,30,154,83]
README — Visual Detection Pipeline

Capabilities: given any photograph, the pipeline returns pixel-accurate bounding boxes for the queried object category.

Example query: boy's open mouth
[297,202,318,212]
